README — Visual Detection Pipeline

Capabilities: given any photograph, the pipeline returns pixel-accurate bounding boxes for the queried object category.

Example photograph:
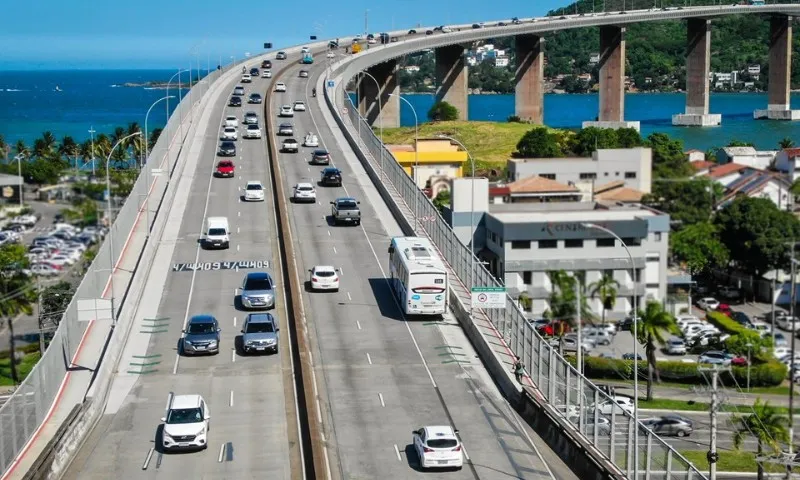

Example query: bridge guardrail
[323,40,708,479]
[0,60,241,478]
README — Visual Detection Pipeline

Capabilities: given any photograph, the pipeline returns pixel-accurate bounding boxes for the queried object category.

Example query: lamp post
[144,96,175,238]
[13,152,26,207]
[106,132,141,326]
[436,135,476,312]
[389,93,419,233]
[582,222,639,480]
[360,70,385,183]
[88,126,96,176]
[746,342,753,392]
[166,70,190,175]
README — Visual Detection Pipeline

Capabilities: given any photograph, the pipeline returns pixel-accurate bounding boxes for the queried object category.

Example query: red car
[215,160,235,178]
[731,356,748,367]
[717,304,732,317]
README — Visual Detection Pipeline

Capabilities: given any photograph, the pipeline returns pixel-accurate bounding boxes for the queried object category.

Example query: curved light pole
[581,221,638,480]
[144,96,174,238]
[106,132,141,326]
[436,135,476,312]
[389,93,419,233]
[166,69,190,165]
[360,70,384,183]
[13,151,27,207]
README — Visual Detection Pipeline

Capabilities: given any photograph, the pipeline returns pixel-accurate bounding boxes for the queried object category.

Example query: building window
[540,173,556,180]
[523,271,532,284]
[622,237,642,247]
[596,238,615,247]
[625,171,637,179]
[565,239,583,248]
[539,239,557,249]
[615,172,620,176]
[654,232,662,242]
[579,172,597,180]
[511,240,530,249]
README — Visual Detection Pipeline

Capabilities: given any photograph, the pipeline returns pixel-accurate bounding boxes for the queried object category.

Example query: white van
[204,217,230,249]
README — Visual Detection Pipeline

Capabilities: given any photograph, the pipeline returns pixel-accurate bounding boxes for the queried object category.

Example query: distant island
[115,81,190,89]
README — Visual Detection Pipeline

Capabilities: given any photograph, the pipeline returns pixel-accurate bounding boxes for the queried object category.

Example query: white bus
[387,237,448,316]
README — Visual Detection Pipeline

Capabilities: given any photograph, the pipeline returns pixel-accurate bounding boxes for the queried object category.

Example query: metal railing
[325,54,708,480]
[0,61,239,477]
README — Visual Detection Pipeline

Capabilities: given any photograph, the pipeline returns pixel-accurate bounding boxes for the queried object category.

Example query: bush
[576,355,786,387]
[706,311,747,335]
[507,115,523,123]
[427,101,459,121]
[515,127,563,158]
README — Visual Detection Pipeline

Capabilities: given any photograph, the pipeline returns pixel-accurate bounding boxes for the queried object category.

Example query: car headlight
[163,431,174,441]
[267,338,276,344]
[208,340,218,347]
[184,339,192,345]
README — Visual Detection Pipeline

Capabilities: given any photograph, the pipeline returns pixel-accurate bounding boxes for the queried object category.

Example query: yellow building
[386,138,469,196]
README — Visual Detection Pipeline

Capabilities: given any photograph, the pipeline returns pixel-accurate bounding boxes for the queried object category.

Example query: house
[773,147,800,182]
[593,180,645,203]
[690,160,716,174]
[716,169,792,210]
[386,139,469,196]
[685,149,706,163]
[504,176,584,203]
[715,146,777,170]
[694,162,750,187]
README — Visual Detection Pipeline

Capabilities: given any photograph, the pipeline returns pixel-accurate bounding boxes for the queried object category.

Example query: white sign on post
[471,287,506,309]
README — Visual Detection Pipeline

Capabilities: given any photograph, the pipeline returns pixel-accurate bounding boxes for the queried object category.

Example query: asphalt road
[276,54,573,479]
[61,56,296,479]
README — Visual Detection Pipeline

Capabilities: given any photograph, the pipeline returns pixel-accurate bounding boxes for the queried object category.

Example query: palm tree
[58,135,79,170]
[779,137,795,150]
[633,300,677,401]
[126,122,144,164]
[733,399,790,480]
[0,134,9,162]
[589,274,619,326]
[544,270,594,327]
[94,134,111,161]
[148,128,163,150]
[33,131,57,159]
[14,140,28,158]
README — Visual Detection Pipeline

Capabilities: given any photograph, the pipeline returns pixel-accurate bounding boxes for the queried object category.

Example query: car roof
[171,394,202,409]
[246,180,262,186]
[314,265,336,272]
[221,141,235,146]
[247,124,259,128]
[423,425,457,439]
[279,122,292,127]
[245,111,258,116]
[294,100,305,103]
[226,115,236,119]
[247,313,275,324]
[284,138,297,142]
[245,271,272,281]
[189,314,216,324]
[313,149,329,154]
[296,182,314,188]
[323,167,340,172]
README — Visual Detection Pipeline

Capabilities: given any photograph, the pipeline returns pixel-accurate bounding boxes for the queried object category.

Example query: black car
[511,17,521,24]
[261,59,272,69]
[472,23,483,29]
[248,93,262,104]
[249,67,259,76]
[320,167,342,187]
[229,96,242,107]
[425,30,434,35]
[730,311,753,327]
[497,21,507,26]
[328,40,339,49]
[218,141,236,156]
[408,29,417,34]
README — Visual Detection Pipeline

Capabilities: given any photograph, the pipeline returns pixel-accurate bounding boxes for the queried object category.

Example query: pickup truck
[330,197,361,225]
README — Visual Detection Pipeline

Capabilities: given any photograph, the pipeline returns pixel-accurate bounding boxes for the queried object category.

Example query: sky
[0,0,569,70]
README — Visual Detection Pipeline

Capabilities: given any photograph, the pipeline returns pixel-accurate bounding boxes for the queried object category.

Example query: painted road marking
[394,444,402,462]
[366,353,372,365]
[356,320,361,330]
[379,393,385,407]
[142,447,154,470]
[172,260,269,272]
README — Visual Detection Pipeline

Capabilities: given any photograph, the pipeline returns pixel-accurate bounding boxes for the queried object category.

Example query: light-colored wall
[508,147,652,194]
[774,152,800,182]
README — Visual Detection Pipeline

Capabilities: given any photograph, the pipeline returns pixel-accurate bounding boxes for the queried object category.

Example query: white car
[224,115,239,127]
[367,37,377,44]
[292,183,316,203]
[777,315,800,331]
[244,124,262,139]
[221,126,238,140]
[751,321,772,336]
[309,265,340,291]
[48,255,75,267]
[293,101,306,112]
[161,394,210,451]
[279,105,294,117]
[244,181,265,202]
[304,133,319,147]
[262,70,272,78]
[412,426,463,470]
[666,338,687,355]
[301,46,310,53]
[583,329,612,346]
[326,51,335,58]
[596,395,635,416]
[31,264,59,276]
[243,112,259,125]
[241,73,252,83]
[697,297,720,311]
[275,82,287,92]
[774,347,792,359]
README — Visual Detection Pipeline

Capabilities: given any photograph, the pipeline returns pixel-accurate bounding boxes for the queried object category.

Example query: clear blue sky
[0,0,570,70]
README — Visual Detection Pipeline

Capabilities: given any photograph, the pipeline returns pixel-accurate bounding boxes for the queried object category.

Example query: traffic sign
[471,287,506,309]
[327,80,335,88]
[151,168,164,176]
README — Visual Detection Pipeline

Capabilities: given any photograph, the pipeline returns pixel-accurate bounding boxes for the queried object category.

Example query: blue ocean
[3,69,800,151]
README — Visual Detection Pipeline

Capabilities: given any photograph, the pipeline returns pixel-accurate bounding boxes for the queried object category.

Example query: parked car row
[26,224,104,277]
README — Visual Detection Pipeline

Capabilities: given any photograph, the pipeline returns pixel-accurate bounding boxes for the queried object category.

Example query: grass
[639,397,800,414]
[680,449,785,473]
[0,351,42,386]
[379,121,537,174]
[603,378,795,396]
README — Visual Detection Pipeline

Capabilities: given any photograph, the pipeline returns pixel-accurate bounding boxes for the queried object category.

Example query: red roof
[783,147,800,158]
[690,160,715,171]
[489,186,510,197]
[706,163,748,179]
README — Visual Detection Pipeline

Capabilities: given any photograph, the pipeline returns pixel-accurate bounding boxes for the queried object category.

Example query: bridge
[2,4,796,480]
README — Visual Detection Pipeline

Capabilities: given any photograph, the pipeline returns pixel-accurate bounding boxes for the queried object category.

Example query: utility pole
[88,126,96,177]
[789,240,797,480]
[697,365,728,480]
[37,281,44,356]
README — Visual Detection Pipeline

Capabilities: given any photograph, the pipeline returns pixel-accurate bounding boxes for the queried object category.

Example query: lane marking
[238,211,241,217]
[378,393,385,407]
[347,292,351,301]
[327,230,330,236]
[366,353,372,365]
[237,244,240,252]
[142,447,154,470]
[339,267,343,277]
[233,316,237,327]
[356,320,361,330]
[332,246,337,254]
[231,348,236,363]
[230,390,234,407]
[171,355,180,376]
[393,444,402,462]
[218,443,226,463]
[237,226,241,233]
[165,392,173,412]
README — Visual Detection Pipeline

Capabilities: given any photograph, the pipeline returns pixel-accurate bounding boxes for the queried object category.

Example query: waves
[0,88,25,92]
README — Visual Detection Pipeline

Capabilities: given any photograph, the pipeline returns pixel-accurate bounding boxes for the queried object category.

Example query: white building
[715,146,777,170]
[773,148,800,182]
[716,169,792,211]
[685,149,705,163]
[748,64,761,75]
[494,57,509,67]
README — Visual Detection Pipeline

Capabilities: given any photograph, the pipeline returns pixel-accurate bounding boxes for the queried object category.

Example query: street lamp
[360,70,385,183]
[581,222,640,480]
[13,152,26,208]
[166,69,190,177]
[106,132,141,326]
[436,135,476,312]
[388,93,419,233]
[144,96,174,238]
[746,342,753,392]
[88,126,96,176]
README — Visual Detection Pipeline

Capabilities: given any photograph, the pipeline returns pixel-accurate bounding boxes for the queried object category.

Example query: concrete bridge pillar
[583,26,640,131]
[673,19,721,127]
[755,15,800,120]
[357,59,400,128]
[515,34,545,124]
[435,44,468,120]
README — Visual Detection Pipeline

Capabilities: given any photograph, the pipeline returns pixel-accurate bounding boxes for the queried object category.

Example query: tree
[0,244,35,384]
[779,137,795,149]
[615,128,644,149]
[642,177,721,227]
[670,222,730,274]
[733,399,789,480]
[39,281,75,329]
[589,274,619,326]
[570,127,621,156]
[515,127,563,158]
[633,300,677,401]
[148,128,163,150]
[110,169,138,198]
[432,190,451,213]
[22,158,64,185]
[714,197,800,276]
[0,134,8,162]
[646,132,693,178]
[14,139,28,158]
[58,136,79,170]
[61,198,99,226]
[427,101,459,121]
[544,270,593,328]
[727,139,755,148]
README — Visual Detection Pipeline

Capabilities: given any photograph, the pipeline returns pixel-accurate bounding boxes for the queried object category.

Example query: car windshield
[248,125,259,130]
[324,169,339,175]
[427,438,458,448]
[166,407,202,424]
[314,150,328,156]
[298,186,313,191]
[244,278,272,290]
[218,162,233,168]
[251,94,260,98]
[208,228,226,236]
[246,184,262,190]
[337,201,358,209]
[188,322,216,334]
[316,271,335,277]
[246,322,275,333]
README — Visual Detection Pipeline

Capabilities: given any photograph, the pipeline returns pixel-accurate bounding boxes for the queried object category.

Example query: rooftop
[721,146,757,156]
[595,186,644,203]
[705,163,749,179]
[690,160,715,171]
[507,175,578,194]
[488,202,656,224]
[783,147,800,158]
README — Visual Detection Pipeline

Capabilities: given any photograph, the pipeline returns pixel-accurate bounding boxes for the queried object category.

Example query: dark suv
[320,167,342,187]
[249,67,259,76]
[261,59,272,69]
[310,149,331,165]
[229,96,242,107]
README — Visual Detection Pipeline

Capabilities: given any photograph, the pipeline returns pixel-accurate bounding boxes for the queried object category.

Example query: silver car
[182,315,220,355]
[241,313,279,354]
[239,272,275,309]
